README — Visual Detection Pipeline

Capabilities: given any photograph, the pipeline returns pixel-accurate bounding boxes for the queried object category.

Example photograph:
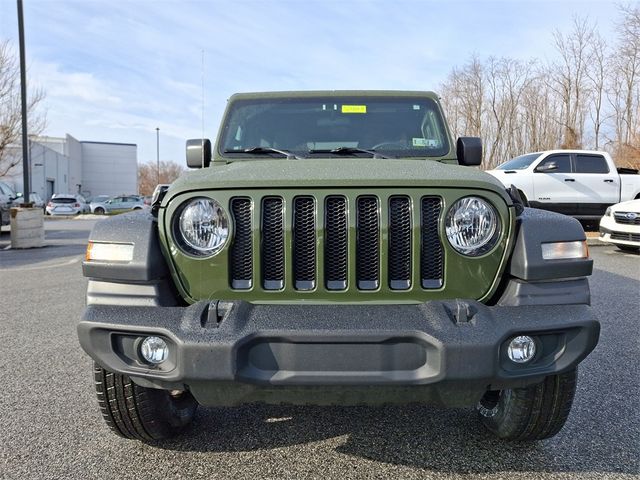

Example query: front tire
[477,369,577,441]
[93,363,198,441]
[94,207,105,215]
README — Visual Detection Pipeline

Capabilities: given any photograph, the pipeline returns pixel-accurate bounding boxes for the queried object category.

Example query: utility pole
[156,127,160,185]
[17,0,29,204]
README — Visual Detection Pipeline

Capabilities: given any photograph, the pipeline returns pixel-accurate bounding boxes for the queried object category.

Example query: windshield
[496,153,541,170]
[219,96,450,158]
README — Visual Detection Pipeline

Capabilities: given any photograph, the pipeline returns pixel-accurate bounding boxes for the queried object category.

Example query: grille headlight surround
[445,196,501,256]
[174,197,230,257]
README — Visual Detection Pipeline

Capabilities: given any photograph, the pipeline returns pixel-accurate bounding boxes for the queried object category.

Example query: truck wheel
[93,363,198,441]
[476,368,577,441]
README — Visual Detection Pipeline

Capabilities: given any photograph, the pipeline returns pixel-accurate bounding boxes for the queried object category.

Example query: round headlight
[445,197,500,256]
[175,198,229,256]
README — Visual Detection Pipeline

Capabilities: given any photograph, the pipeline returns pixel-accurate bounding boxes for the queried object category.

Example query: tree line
[440,4,639,169]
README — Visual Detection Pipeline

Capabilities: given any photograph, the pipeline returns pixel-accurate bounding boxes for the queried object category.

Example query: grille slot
[325,196,348,290]
[261,197,285,290]
[293,197,316,290]
[610,231,640,242]
[356,196,380,290]
[421,197,444,289]
[230,198,253,289]
[388,196,412,290]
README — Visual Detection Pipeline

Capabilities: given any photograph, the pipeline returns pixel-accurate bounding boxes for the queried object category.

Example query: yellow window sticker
[341,105,367,114]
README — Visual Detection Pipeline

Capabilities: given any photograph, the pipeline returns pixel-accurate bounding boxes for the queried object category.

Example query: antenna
[201,49,205,168]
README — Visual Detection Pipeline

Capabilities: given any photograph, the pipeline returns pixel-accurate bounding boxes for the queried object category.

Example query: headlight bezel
[172,197,231,258]
[445,196,502,257]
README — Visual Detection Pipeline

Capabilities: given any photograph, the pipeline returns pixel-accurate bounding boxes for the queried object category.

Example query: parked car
[87,195,110,205]
[89,196,112,214]
[487,150,640,219]
[91,195,145,215]
[599,199,640,252]
[12,192,45,211]
[0,181,19,225]
[46,193,90,216]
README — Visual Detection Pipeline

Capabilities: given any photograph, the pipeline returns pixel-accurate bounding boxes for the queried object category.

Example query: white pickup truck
[487,150,640,219]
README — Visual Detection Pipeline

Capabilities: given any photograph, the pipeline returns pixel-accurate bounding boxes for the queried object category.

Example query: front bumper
[78,300,599,406]
[599,221,640,247]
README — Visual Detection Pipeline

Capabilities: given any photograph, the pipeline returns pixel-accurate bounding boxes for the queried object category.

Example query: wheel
[93,363,198,441]
[616,244,639,253]
[477,369,577,441]
[94,207,105,215]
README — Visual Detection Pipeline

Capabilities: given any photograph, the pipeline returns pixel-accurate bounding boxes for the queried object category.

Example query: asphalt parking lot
[0,219,638,480]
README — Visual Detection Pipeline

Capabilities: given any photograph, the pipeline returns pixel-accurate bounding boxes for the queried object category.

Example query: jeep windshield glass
[219,96,450,158]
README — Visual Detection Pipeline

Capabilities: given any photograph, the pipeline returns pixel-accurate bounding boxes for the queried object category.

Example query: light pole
[17,0,29,204]
[155,127,160,186]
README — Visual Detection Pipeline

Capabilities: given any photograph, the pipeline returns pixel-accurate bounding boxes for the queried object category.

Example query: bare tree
[607,4,640,167]
[138,160,184,195]
[548,17,595,149]
[0,39,46,178]
[586,31,608,149]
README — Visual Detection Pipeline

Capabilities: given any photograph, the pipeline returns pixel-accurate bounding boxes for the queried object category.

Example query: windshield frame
[216,95,453,161]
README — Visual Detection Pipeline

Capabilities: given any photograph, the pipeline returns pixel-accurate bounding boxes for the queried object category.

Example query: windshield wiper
[224,147,302,159]
[308,147,393,159]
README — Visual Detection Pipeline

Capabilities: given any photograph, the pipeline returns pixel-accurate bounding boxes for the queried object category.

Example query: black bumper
[78,300,599,406]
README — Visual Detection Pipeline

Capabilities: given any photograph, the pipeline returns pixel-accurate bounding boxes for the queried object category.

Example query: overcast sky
[0,0,623,166]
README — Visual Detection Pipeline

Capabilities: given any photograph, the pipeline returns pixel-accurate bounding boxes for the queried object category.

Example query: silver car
[46,194,90,216]
[91,195,145,215]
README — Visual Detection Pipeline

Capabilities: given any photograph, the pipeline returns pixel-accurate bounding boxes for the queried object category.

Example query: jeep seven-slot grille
[229,194,444,292]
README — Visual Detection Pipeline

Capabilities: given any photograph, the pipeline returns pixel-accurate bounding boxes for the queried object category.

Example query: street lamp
[156,127,160,185]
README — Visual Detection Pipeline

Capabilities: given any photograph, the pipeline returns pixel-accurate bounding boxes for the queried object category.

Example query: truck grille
[229,193,444,292]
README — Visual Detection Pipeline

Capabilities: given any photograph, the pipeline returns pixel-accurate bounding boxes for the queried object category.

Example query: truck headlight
[174,198,229,256]
[445,196,500,256]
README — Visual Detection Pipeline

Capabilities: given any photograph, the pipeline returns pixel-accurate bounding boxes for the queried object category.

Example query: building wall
[81,142,138,197]
[66,135,83,195]
[0,136,137,201]
[4,141,70,198]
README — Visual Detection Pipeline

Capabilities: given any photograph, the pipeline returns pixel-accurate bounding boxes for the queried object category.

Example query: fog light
[507,335,536,363]
[140,336,169,364]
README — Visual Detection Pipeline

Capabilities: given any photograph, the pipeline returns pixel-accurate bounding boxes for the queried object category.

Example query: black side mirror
[535,162,558,173]
[456,137,483,166]
[186,139,212,168]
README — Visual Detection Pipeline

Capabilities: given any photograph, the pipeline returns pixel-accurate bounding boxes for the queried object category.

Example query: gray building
[3,135,137,201]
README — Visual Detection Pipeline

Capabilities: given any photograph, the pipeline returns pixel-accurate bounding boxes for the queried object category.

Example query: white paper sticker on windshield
[413,138,438,147]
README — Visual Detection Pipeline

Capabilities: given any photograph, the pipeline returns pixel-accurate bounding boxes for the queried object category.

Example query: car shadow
[156,398,635,475]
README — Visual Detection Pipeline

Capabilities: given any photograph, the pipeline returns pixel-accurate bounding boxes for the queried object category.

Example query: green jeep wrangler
[78,91,599,442]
